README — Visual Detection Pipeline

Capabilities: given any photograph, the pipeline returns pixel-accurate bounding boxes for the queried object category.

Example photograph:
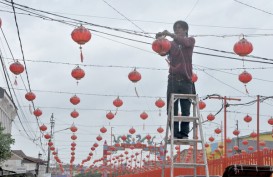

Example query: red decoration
[157,127,164,134]
[71,142,76,147]
[39,124,47,131]
[242,140,248,145]
[71,134,77,140]
[113,96,123,107]
[121,135,127,141]
[96,135,102,141]
[71,25,91,62]
[50,146,55,151]
[71,66,85,80]
[233,130,240,136]
[140,111,148,120]
[128,68,141,83]
[93,143,99,148]
[100,127,107,133]
[71,110,79,118]
[33,108,42,117]
[233,146,239,151]
[44,134,51,139]
[207,113,215,121]
[152,38,171,56]
[248,146,254,151]
[205,143,209,148]
[250,131,257,138]
[70,125,78,133]
[155,98,165,108]
[91,147,95,151]
[146,134,151,140]
[259,141,266,146]
[208,136,214,142]
[48,141,53,146]
[25,92,36,101]
[192,73,198,83]
[233,37,253,56]
[70,95,80,105]
[226,138,232,143]
[239,71,252,84]
[244,115,252,123]
[214,128,221,134]
[198,100,206,110]
[267,117,273,125]
[9,61,24,75]
[106,111,115,120]
[129,127,136,134]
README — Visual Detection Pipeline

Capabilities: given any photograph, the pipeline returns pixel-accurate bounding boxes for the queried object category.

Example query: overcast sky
[1,0,273,167]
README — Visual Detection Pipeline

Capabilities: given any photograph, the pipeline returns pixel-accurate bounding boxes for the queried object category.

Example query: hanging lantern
[233,129,240,136]
[71,142,76,147]
[113,96,123,107]
[71,134,77,140]
[39,124,47,131]
[129,127,136,134]
[239,71,252,84]
[214,128,221,134]
[267,117,273,125]
[33,108,42,117]
[70,95,80,105]
[91,147,95,151]
[52,151,57,155]
[208,136,214,142]
[250,131,257,138]
[259,141,266,147]
[48,141,53,147]
[70,125,78,133]
[121,135,127,141]
[226,138,232,143]
[93,143,99,148]
[152,38,171,56]
[192,73,198,83]
[44,133,51,139]
[128,68,141,83]
[106,111,115,120]
[157,127,164,134]
[207,113,215,121]
[25,92,36,101]
[9,60,24,84]
[100,126,107,133]
[242,140,248,145]
[71,66,85,82]
[198,100,206,110]
[244,115,252,123]
[219,144,224,149]
[205,143,209,148]
[71,152,75,156]
[248,146,254,151]
[155,98,165,116]
[96,135,102,141]
[140,111,148,120]
[146,134,151,140]
[71,25,91,62]
[71,110,79,118]
[233,37,253,57]
[50,146,55,151]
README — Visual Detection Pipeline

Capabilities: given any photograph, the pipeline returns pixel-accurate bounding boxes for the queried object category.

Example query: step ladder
[161,94,209,177]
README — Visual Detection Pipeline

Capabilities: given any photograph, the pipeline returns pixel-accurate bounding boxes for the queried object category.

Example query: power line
[233,0,273,16]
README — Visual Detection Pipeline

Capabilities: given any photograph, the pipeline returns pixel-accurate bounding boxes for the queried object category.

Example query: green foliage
[0,123,15,162]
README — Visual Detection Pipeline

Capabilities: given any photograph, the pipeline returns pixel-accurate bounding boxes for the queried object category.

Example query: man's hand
[155,32,164,39]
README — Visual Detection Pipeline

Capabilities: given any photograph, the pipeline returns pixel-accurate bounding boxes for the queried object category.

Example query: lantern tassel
[244,84,249,94]
[114,107,119,115]
[80,46,83,63]
[159,109,161,116]
[134,86,139,97]
[14,76,18,86]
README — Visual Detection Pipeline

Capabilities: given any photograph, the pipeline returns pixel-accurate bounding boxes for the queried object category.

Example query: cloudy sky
[1,0,273,167]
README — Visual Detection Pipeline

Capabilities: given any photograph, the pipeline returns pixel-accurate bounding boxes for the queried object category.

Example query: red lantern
[100,127,107,133]
[106,111,115,120]
[25,92,36,101]
[146,134,151,140]
[70,125,78,133]
[71,152,75,156]
[71,142,76,147]
[39,124,47,131]
[207,113,215,121]
[128,68,141,83]
[152,38,171,56]
[9,61,24,75]
[44,133,51,139]
[113,96,123,107]
[198,100,206,110]
[71,66,85,80]
[239,71,252,84]
[70,95,80,105]
[233,37,253,56]
[219,145,224,149]
[48,141,53,146]
[208,136,214,142]
[50,146,55,151]
[248,146,254,151]
[192,73,198,83]
[96,135,102,141]
[226,138,232,143]
[268,117,273,125]
[205,143,209,148]
[157,127,164,134]
[242,140,248,145]
[250,131,257,138]
[93,143,99,148]
[71,25,91,62]
[33,108,42,117]
[259,141,266,147]
[129,127,136,134]
[91,147,95,151]
[140,111,148,120]
[71,110,79,118]
[244,115,252,123]
[155,98,165,108]
[214,128,221,134]
[121,135,127,141]
[71,134,77,140]
[52,151,57,155]
[233,146,239,151]
[233,130,240,136]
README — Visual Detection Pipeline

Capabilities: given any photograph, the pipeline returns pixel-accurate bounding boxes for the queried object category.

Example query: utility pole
[235,120,240,153]
[208,96,241,157]
[46,113,55,173]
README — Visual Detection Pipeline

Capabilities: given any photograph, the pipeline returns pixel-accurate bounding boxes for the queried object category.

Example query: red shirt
[168,36,195,82]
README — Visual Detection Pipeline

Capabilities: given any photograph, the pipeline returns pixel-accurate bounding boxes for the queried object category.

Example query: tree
[0,123,15,162]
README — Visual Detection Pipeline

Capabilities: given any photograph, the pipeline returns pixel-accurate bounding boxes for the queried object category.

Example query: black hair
[173,21,189,31]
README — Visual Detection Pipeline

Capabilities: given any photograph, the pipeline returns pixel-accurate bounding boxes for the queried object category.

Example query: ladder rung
[173,116,199,122]
[173,163,207,168]
[172,94,197,99]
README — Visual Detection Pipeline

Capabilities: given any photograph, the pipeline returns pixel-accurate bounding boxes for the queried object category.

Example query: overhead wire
[233,0,273,16]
